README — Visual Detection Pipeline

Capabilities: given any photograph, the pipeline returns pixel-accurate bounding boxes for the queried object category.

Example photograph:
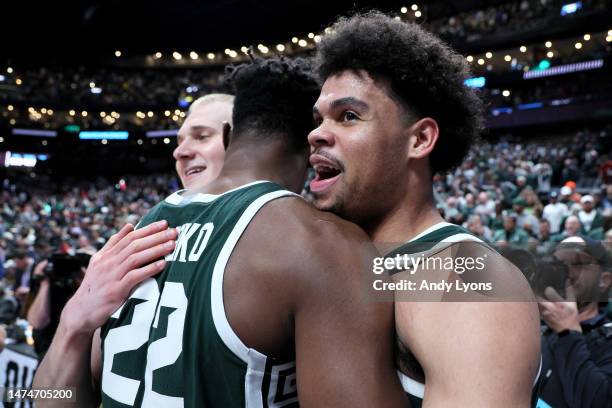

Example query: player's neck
[215,142,306,193]
[365,172,444,244]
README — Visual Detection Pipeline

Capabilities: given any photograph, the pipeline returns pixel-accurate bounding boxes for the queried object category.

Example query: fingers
[118,227,178,263]
[544,286,564,302]
[112,220,169,255]
[565,280,577,303]
[102,224,134,252]
[121,259,168,289]
[121,240,176,275]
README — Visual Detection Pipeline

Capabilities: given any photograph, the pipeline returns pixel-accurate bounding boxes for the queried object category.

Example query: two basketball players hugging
[34,12,541,408]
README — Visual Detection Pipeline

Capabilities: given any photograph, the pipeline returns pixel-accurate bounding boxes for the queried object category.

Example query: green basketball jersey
[100,181,300,408]
[390,222,541,408]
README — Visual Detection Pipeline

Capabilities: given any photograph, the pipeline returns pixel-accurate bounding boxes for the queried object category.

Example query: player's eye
[342,111,359,122]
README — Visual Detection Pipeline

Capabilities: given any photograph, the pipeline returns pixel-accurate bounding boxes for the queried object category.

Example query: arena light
[64,124,80,133]
[240,46,248,53]
[7,67,13,73]
[607,36,612,42]
[228,50,238,58]
[298,39,307,47]
[276,44,285,52]
[537,59,551,70]
[79,131,129,140]
[464,77,486,88]
[574,42,582,49]
[115,50,121,57]
[523,59,603,79]
[545,41,552,48]
[154,52,162,59]
[517,102,543,110]
[466,55,473,62]
[189,51,199,60]
[414,11,422,18]
[147,111,154,118]
[547,51,554,58]
[69,110,75,116]
[504,55,512,62]
[502,90,510,97]
[291,37,298,44]
[583,34,590,41]
[519,46,527,53]
[81,111,88,117]
[207,53,215,60]
[401,7,407,13]
[411,4,418,11]
[12,128,57,137]
[146,129,178,138]
[307,33,314,39]
[485,52,492,59]
[4,152,38,168]
[560,2,582,16]
[163,138,170,144]
[477,59,485,65]
[15,78,22,85]
[550,98,572,106]
[173,52,182,60]
[47,109,53,115]
[7,105,13,111]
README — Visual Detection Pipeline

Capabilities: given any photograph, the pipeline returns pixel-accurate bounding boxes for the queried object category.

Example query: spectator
[465,214,492,242]
[538,237,612,407]
[513,197,540,237]
[543,191,569,234]
[578,195,604,240]
[492,214,530,247]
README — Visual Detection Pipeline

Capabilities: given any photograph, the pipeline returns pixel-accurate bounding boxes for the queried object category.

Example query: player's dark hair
[225,56,319,152]
[315,11,484,173]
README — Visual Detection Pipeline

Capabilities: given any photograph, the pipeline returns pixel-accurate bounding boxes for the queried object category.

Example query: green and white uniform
[100,181,299,408]
[388,222,542,408]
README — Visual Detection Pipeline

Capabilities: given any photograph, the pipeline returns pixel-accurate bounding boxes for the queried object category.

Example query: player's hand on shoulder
[62,221,177,334]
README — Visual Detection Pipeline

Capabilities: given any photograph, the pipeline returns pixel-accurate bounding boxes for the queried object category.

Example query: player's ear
[222,122,232,150]
[406,117,439,160]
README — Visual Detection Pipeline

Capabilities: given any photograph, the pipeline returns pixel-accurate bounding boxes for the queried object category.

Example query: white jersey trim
[408,222,455,243]
[164,180,271,205]
[210,189,297,363]
[397,371,425,399]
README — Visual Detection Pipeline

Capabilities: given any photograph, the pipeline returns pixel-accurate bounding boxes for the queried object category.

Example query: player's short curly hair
[315,11,484,174]
[225,56,319,152]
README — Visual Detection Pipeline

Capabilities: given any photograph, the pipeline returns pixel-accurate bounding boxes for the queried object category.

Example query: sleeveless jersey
[389,222,542,408]
[100,181,300,408]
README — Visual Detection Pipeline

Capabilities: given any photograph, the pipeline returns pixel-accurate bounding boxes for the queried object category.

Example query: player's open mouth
[309,155,342,193]
[185,166,206,177]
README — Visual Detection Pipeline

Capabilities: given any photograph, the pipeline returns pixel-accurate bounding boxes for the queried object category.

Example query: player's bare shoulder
[237,196,374,289]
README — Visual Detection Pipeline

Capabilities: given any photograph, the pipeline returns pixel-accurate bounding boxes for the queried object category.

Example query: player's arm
[291,218,407,407]
[396,253,541,407]
[33,221,177,407]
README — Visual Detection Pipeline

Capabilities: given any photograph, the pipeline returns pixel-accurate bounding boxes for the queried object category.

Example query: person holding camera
[26,251,91,361]
[538,236,612,407]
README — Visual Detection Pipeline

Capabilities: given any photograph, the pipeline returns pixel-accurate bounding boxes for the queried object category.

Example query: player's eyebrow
[313,97,370,116]
[330,97,370,112]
